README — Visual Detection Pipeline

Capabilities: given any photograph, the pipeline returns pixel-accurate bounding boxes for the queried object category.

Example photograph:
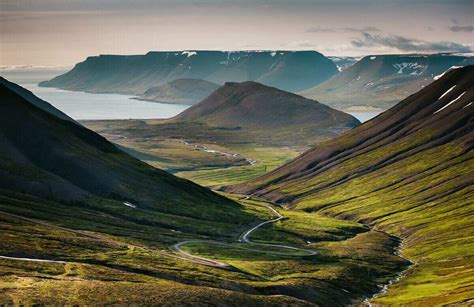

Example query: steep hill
[39,50,338,94]
[229,66,474,305]
[172,81,359,130]
[301,53,472,110]
[0,77,76,124]
[136,78,219,105]
[0,77,242,222]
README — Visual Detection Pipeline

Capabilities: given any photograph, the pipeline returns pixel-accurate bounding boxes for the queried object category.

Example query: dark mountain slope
[137,78,220,105]
[228,66,474,305]
[0,76,76,124]
[0,78,240,222]
[301,53,471,110]
[172,81,360,130]
[39,50,338,94]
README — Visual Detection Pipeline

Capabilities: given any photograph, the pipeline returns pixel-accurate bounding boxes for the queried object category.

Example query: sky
[1,0,473,66]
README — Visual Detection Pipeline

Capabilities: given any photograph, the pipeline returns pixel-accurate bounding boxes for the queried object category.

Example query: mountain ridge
[39,50,338,94]
[300,53,472,110]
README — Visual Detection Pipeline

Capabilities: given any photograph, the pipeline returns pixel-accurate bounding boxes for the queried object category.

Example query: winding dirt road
[171,199,317,267]
[0,199,316,269]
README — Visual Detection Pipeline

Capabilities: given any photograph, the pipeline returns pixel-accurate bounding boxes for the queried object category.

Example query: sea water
[1,68,191,120]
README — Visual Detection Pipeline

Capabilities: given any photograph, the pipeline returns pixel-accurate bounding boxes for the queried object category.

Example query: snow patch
[0,256,65,263]
[181,51,197,58]
[438,85,456,100]
[434,91,466,114]
[392,62,425,74]
[123,201,137,209]
[463,102,472,109]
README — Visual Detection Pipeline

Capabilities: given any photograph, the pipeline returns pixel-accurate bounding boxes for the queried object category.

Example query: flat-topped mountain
[39,50,338,95]
[136,78,220,105]
[301,53,472,110]
[172,81,360,131]
[228,66,474,305]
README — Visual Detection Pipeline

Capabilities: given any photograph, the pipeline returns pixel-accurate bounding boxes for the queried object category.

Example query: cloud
[351,32,472,53]
[340,26,381,33]
[449,25,474,32]
[305,26,336,33]
[284,40,315,48]
[306,26,380,33]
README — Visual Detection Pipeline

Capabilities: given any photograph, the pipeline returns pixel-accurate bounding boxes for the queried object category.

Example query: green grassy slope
[230,66,474,305]
[1,78,406,305]
[0,188,408,305]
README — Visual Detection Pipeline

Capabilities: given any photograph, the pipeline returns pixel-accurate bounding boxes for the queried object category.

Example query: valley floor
[81,119,306,187]
[0,190,407,305]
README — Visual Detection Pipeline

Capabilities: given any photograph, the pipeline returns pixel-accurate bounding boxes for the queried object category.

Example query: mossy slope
[230,66,474,305]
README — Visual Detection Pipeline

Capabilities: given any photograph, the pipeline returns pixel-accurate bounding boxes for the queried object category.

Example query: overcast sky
[1,0,473,66]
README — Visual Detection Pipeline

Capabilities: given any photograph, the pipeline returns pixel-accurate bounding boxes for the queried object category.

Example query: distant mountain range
[301,53,473,110]
[39,51,338,94]
[172,81,359,131]
[228,66,474,305]
[136,78,220,105]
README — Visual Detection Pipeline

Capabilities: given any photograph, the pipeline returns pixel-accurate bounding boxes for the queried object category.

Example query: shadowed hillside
[0,77,76,124]
[229,65,474,305]
[0,77,243,222]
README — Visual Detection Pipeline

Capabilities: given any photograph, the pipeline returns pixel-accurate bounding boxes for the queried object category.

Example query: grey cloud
[449,25,474,32]
[351,32,472,53]
[305,26,336,33]
[306,26,380,33]
[341,26,381,33]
